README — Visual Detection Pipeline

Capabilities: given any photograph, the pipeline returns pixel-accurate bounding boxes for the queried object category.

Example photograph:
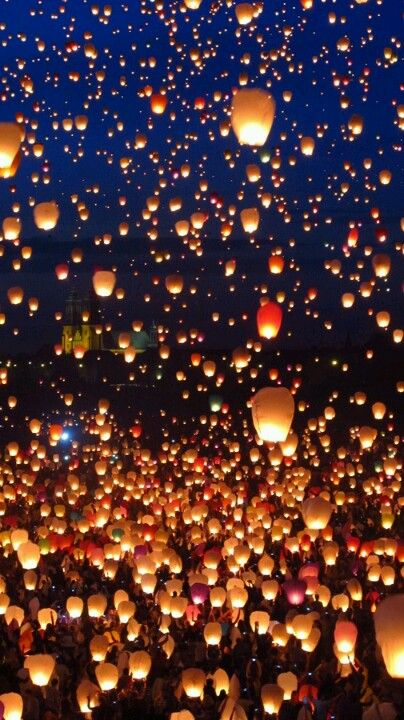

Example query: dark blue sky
[0,0,402,352]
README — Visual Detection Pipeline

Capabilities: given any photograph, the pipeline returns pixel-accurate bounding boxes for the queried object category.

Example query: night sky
[0,0,402,353]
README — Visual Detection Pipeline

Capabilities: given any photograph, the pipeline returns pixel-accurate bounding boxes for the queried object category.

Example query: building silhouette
[62,289,157,355]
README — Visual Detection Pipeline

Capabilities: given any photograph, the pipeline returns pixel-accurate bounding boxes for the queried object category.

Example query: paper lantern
[256,301,282,340]
[231,89,276,146]
[334,620,357,654]
[129,650,152,680]
[249,611,270,635]
[291,614,313,640]
[240,207,259,233]
[182,668,205,698]
[33,202,59,231]
[261,684,284,714]
[0,692,23,720]
[277,672,297,701]
[204,622,222,646]
[301,496,333,530]
[283,579,307,606]
[5,606,24,627]
[235,3,254,24]
[0,123,22,172]
[300,136,315,156]
[251,387,295,443]
[93,270,116,297]
[165,274,184,294]
[76,680,100,713]
[38,608,57,630]
[17,541,40,569]
[95,662,119,691]
[66,596,83,619]
[24,654,55,686]
[88,594,107,618]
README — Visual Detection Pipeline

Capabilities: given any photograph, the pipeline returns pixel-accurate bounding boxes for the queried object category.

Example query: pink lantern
[283,579,307,606]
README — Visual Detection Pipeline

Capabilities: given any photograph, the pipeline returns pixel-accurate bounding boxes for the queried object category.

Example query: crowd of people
[0,403,402,720]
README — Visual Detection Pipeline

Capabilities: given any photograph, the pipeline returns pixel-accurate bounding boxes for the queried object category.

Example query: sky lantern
[231,89,276,146]
[7,287,24,305]
[33,201,59,230]
[0,122,22,176]
[95,663,119,692]
[3,217,21,240]
[93,270,116,297]
[129,651,152,680]
[374,595,404,678]
[251,387,295,443]
[301,497,333,530]
[300,136,315,156]
[256,300,283,340]
[0,692,23,720]
[334,620,358,655]
[372,254,391,277]
[17,541,41,569]
[182,668,205,698]
[240,207,259,233]
[151,93,167,114]
[24,655,55,686]
[235,3,255,25]
[261,684,284,715]
[165,275,184,294]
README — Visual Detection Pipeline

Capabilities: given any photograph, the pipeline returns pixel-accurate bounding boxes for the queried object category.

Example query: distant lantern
[251,387,295,443]
[231,89,276,146]
[93,270,116,297]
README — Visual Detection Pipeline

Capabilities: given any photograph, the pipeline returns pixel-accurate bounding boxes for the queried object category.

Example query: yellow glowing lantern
[182,668,205,699]
[374,595,404,678]
[95,663,119,692]
[129,651,152,680]
[251,387,295,443]
[24,654,55,687]
[261,684,284,715]
[0,693,23,720]
[231,89,276,146]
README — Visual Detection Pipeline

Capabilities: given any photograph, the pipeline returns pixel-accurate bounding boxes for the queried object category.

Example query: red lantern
[257,301,283,340]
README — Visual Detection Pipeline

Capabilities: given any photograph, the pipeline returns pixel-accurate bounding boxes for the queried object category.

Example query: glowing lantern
[256,301,283,340]
[95,663,119,691]
[129,651,152,680]
[277,672,297,701]
[302,497,333,530]
[0,693,23,720]
[240,207,259,233]
[204,622,222,645]
[0,123,22,174]
[33,202,59,230]
[66,596,83,619]
[249,611,270,635]
[231,89,276,146]
[151,94,167,114]
[17,541,40,569]
[93,270,116,297]
[374,595,404,678]
[283,579,306,606]
[300,137,315,156]
[90,635,109,662]
[24,655,55,686]
[251,387,295,443]
[88,594,107,618]
[261,684,284,715]
[7,287,24,305]
[334,621,357,655]
[235,3,254,24]
[165,275,184,294]
[182,668,205,698]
